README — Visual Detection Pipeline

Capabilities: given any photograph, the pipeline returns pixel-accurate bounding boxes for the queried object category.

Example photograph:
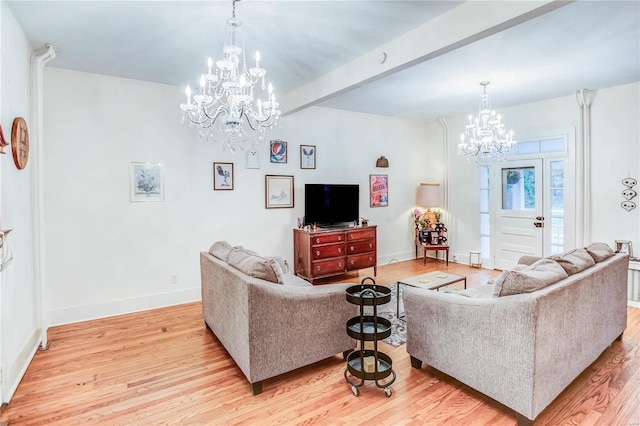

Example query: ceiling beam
[281,0,573,116]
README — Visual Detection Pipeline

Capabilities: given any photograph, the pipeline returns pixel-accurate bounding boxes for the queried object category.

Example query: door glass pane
[480,236,490,258]
[541,138,566,153]
[480,166,490,188]
[514,141,540,155]
[502,167,535,210]
[480,213,490,234]
[480,189,489,212]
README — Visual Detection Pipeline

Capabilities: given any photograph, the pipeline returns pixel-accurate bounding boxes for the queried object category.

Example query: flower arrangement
[412,208,430,230]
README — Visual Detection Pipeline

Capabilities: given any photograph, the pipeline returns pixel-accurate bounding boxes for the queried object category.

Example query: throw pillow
[550,247,595,275]
[228,247,284,284]
[493,258,568,297]
[266,256,289,274]
[586,242,615,263]
[209,240,233,262]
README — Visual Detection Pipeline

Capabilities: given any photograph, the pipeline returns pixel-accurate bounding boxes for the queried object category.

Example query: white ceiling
[7,0,640,120]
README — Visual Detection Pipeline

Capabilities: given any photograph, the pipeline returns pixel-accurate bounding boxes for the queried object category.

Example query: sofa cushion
[493,258,568,297]
[550,247,595,275]
[228,247,284,284]
[586,242,615,263]
[209,240,233,262]
[267,256,289,274]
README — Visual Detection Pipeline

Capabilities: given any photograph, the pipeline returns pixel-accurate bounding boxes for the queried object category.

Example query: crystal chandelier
[180,0,281,152]
[458,82,516,162]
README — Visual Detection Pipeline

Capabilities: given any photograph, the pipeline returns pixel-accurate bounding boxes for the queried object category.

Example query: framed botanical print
[270,139,287,163]
[129,162,165,202]
[300,144,316,169]
[213,162,234,190]
[369,174,388,207]
[265,175,294,208]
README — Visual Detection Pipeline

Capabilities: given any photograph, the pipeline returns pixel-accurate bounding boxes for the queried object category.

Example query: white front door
[492,159,544,270]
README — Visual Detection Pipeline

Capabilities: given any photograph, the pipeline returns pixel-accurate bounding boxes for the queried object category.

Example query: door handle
[535,216,544,221]
[534,222,544,228]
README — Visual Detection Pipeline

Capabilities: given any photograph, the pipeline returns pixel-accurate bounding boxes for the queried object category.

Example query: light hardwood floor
[3,259,639,425]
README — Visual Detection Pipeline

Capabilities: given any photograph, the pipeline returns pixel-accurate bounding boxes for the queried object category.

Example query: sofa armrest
[246,282,358,383]
[403,288,537,418]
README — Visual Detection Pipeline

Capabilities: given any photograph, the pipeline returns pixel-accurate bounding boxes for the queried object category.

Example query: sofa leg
[410,356,422,369]
[343,349,354,361]
[251,381,263,396]
[516,413,534,426]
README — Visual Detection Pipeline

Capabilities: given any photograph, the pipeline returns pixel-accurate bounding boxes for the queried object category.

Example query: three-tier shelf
[344,277,396,397]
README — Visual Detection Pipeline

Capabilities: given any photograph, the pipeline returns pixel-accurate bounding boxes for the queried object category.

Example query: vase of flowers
[411,209,430,230]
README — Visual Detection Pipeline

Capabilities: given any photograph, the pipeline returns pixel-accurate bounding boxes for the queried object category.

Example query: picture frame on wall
[369,174,388,207]
[265,175,294,208]
[213,162,234,190]
[270,139,287,163]
[129,162,165,202]
[300,144,316,169]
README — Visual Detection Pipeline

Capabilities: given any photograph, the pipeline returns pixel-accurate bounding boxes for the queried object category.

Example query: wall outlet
[171,275,178,284]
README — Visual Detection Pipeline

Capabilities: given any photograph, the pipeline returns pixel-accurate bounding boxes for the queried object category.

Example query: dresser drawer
[347,229,376,241]
[312,258,346,276]
[312,243,345,260]
[347,239,375,255]
[347,253,376,270]
[311,233,345,245]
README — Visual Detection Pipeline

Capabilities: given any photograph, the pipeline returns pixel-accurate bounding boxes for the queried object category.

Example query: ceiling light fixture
[458,82,516,162]
[180,0,280,152]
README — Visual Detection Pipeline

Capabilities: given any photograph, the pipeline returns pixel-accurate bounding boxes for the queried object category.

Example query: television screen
[304,184,359,226]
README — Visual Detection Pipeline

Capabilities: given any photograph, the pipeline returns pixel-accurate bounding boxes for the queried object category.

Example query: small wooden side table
[419,244,450,266]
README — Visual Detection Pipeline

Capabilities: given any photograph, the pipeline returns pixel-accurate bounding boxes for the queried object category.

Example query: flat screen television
[304,184,359,227]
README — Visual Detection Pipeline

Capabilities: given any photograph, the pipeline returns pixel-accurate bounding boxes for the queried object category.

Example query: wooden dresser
[293,226,377,284]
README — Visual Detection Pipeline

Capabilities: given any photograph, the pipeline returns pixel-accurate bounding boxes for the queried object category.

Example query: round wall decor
[11,117,29,169]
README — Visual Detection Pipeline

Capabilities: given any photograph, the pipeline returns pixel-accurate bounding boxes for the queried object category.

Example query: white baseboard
[47,287,201,327]
[628,300,640,308]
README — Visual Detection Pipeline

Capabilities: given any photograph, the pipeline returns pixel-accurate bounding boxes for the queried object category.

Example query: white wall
[43,68,443,326]
[0,0,37,402]
[444,82,639,264]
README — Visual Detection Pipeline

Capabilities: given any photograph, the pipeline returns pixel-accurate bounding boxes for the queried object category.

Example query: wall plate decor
[11,117,29,169]
[129,162,165,202]
[265,175,294,208]
[270,139,287,163]
[0,123,9,154]
[369,174,388,207]
[300,144,316,169]
[213,162,234,190]
[621,177,637,211]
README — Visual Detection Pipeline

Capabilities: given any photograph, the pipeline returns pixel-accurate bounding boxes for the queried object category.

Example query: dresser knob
[350,246,354,252]
[350,260,355,265]
[369,257,373,261]
[316,238,320,244]
[338,248,342,253]
[369,243,373,248]
[338,263,343,268]
[316,251,320,256]
[338,236,342,241]
[316,266,321,272]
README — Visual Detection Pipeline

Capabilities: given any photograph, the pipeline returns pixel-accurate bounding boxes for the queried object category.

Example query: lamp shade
[417,183,442,207]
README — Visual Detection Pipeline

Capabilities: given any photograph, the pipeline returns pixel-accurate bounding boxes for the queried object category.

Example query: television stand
[293,226,377,284]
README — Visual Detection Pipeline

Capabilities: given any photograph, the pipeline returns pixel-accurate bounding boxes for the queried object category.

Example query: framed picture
[430,232,439,245]
[213,162,234,190]
[300,144,316,169]
[129,162,165,202]
[615,240,633,256]
[369,174,388,207]
[265,175,294,208]
[270,139,287,163]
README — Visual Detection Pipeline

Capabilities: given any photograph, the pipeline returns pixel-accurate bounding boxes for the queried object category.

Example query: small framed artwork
[430,232,439,245]
[130,162,165,202]
[369,174,388,207]
[265,175,294,209]
[615,240,633,256]
[213,162,234,190]
[300,144,316,169]
[270,139,287,163]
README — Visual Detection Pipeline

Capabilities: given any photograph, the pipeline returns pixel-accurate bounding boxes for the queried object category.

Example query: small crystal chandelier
[458,82,516,162]
[180,0,281,152]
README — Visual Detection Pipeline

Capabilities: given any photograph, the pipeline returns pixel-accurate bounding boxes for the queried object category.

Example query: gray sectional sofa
[403,243,629,425]
[200,242,357,395]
